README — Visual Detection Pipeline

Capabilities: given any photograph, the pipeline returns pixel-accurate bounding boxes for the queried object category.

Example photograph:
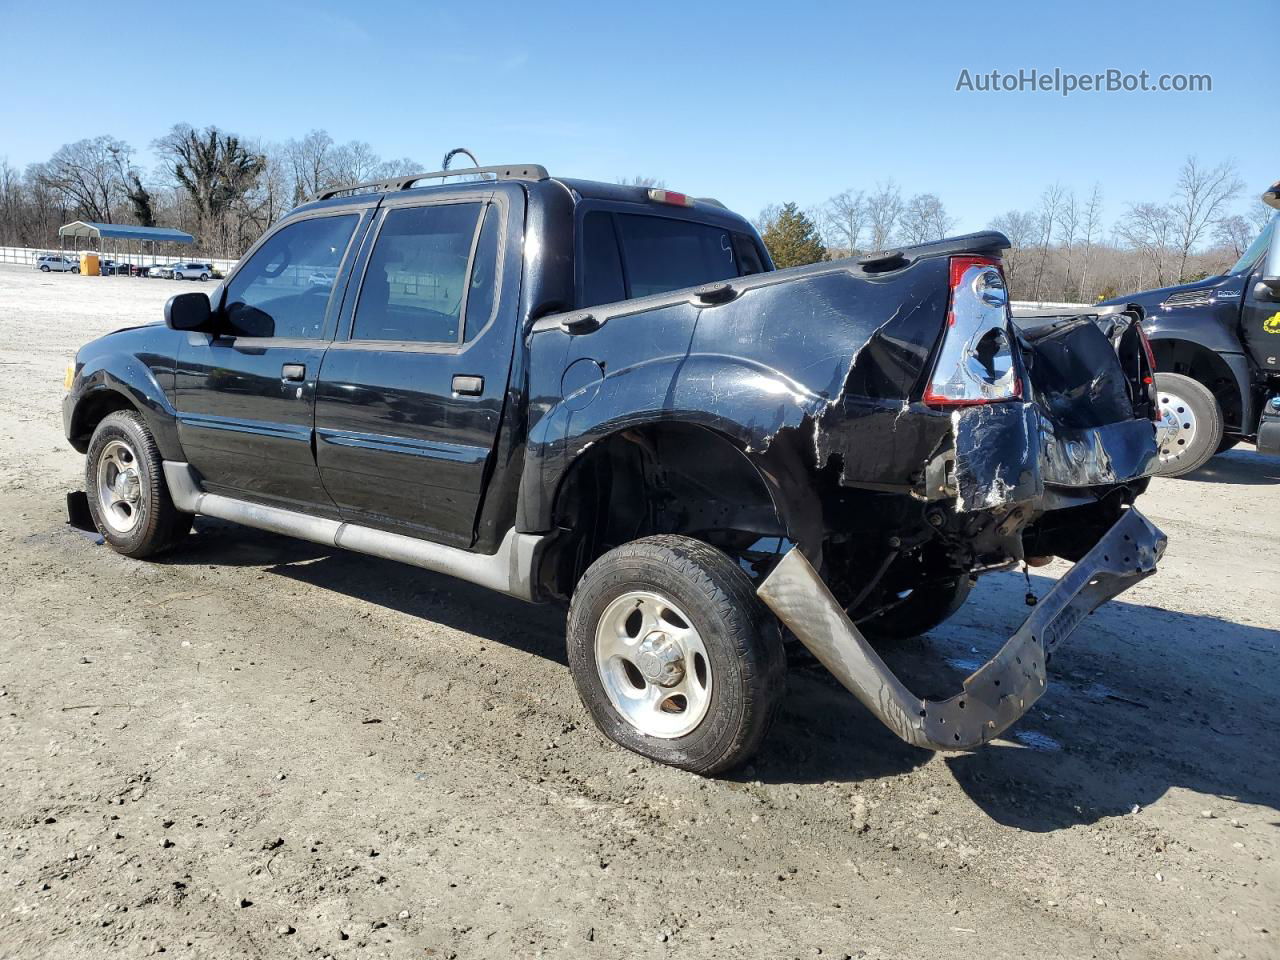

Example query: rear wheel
[71,266,80,274]
[567,536,785,775]
[86,411,191,558]
[199,273,209,282]
[39,264,50,272]
[858,575,972,641]
[1152,372,1223,477]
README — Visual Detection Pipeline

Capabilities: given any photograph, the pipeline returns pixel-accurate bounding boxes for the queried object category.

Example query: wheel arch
[1149,337,1249,435]
[534,420,821,602]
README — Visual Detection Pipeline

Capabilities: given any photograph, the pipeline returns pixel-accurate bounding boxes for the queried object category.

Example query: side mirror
[1255,279,1280,302]
[164,292,211,331]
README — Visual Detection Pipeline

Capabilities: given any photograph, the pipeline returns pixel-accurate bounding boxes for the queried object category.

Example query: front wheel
[567,536,786,775]
[86,411,191,558]
[1152,372,1223,477]
[199,273,209,282]
[71,266,80,274]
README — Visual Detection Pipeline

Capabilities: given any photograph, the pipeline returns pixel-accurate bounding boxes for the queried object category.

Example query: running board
[162,461,543,601]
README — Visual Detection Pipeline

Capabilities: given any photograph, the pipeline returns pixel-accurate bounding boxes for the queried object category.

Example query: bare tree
[1076,183,1104,301]
[286,130,335,204]
[1055,190,1080,301]
[1115,202,1175,287]
[865,181,902,251]
[754,203,782,236]
[1169,156,1243,282]
[327,140,383,187]
[1214,215,1255,261]
[823,189,866,257]
[898,193,955,245]
[988,209,1037,295]
[1030,184,1065,301]
[1246,199,1274,233]
[36,136,132,223]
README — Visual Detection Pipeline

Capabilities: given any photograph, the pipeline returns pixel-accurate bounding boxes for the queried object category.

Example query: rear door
[174,205,373,512]
[312,188,518,547]
[1239,213,1280,372]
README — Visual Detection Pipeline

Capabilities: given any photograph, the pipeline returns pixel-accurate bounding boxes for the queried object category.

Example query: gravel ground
[1,262,1277,960]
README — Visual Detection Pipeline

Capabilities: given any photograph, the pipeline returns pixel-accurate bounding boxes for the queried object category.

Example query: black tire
[567,535,786,775]
[199,273,209,282]
[39,264,50,272]
[858,575,972,642]
[85,410,191,558]
[1152,372,1224,477]
[71,266,80,274]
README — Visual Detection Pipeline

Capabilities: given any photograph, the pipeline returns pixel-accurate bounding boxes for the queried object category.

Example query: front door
[313,193,516,547]
[174,207,369,512]
[1240,213,1280,373]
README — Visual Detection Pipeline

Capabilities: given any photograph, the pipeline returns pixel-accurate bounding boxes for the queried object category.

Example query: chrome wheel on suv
[95,439,143,534]
[593,590,712,739]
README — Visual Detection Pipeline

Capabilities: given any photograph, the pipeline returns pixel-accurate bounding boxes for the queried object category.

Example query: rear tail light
[923,255,1022,406]
[647,188,693,207]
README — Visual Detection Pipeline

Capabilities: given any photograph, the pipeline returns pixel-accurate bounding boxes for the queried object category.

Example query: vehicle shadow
[756,568,1280,833]
[1180,447,1280,485]
[158,518,1280,832]
[158,517,570,665]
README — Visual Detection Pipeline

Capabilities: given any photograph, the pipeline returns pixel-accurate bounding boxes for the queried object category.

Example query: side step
[162,462,544,601]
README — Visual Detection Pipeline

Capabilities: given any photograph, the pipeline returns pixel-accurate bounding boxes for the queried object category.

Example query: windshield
[1228,214,1277,275]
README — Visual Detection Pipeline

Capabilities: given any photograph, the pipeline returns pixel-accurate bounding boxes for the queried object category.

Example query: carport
[57,221,195,274]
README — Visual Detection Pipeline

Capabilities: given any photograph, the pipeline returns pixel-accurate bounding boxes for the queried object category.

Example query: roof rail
[314,163,550,202]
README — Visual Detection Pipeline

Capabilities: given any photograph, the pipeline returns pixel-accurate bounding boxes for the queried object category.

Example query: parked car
[62,164,1165,774]
[100,260,128,276]
[173,261,215,281]
[1095,180,1280,476]
[36,254,79,273]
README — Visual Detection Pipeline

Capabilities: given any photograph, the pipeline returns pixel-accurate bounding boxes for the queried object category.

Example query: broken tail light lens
[923,255,1022,407]
[1133,319,1160,421]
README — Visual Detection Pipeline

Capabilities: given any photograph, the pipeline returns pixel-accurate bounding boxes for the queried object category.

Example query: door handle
[281,363,306,382]
[452,374,484,396]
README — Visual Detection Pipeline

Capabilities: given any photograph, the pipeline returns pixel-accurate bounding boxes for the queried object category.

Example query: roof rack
[314,163,550,202]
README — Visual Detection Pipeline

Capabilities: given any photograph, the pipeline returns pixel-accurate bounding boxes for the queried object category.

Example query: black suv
[63,163,1165,773]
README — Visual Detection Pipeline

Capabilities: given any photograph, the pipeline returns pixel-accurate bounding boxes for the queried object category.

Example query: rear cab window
[577,208,769,308]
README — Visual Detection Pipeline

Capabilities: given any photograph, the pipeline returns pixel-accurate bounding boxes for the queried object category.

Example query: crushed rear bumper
[757,507,1166,750]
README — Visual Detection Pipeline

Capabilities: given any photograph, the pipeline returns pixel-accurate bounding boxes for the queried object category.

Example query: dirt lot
[0,262,1277,960]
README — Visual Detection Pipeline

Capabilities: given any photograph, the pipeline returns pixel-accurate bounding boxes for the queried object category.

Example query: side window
[224,214,358,339]
[463,204,501,342]
[352,203,482,344]
[614,214,738,299]
[581,211,626,307]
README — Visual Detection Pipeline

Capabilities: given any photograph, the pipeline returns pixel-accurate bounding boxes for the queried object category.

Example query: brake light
[923,255,1022,407]
[647,188,693,207]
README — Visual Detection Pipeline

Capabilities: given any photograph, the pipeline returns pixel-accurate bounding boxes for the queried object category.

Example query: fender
[64,326,184,460]
[1144,316,1255,435]
[516,351,826,543]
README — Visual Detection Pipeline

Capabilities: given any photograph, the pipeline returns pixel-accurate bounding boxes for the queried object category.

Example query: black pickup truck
[1097,181,1280,476]
[63,163,1165,774]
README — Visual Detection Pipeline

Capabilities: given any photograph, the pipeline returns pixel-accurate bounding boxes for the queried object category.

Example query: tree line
[0,125,423,257]
[759,156,1272,302]
[0,128,1271,301]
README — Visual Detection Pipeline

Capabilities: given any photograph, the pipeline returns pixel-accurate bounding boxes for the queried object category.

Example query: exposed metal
[593,590,712,739]
[161,462,544,601]
[758,507,1166,751]
[96,439,142,533]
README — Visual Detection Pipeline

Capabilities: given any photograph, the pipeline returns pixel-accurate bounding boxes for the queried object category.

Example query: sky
[0,0,1273,233]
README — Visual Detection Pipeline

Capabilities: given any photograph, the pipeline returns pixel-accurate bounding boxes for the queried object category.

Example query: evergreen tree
[761,202,827,268]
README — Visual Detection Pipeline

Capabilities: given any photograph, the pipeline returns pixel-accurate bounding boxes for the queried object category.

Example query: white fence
[0,245,239,273]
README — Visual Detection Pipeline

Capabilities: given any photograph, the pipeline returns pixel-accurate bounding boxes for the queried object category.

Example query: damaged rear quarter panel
[516,259,954,533]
